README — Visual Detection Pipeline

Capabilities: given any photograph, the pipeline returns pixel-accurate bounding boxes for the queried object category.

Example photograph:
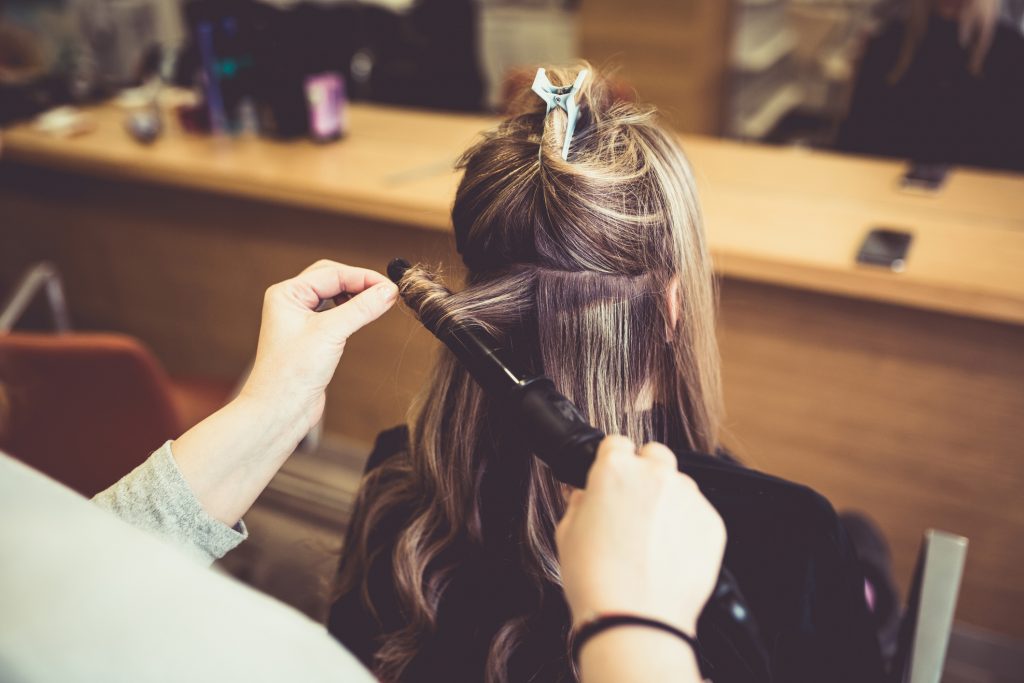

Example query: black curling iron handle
[515,377,601,489]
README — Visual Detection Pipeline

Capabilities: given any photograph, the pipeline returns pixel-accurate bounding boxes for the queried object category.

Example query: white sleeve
[0,451,375,683]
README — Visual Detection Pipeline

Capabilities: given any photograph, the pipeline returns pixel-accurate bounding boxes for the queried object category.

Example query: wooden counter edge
[4,138,1023,327]
[1,142,455,234]
[715,251,1024,327]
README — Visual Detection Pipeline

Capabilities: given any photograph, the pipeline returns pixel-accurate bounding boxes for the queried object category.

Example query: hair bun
[453,62,691,279]
[502,62,623,122]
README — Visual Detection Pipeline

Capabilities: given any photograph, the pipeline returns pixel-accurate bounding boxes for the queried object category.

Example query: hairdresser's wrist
[572,605,699,639]
[237,348,329,431]
[228,391,312,457]
[236,380,321,441]
[171,393,309,525]
[578,627,702,683]
[569,593,704,638]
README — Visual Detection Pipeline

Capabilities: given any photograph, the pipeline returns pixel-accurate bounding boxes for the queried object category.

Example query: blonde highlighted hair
[334,63,722,682]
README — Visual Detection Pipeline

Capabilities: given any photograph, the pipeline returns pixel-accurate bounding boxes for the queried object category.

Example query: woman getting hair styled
[329,65,883,683]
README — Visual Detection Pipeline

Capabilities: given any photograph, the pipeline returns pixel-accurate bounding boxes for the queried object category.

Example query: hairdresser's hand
[239,260,398,431]
[172,261,396,526]
[556,436,726,636]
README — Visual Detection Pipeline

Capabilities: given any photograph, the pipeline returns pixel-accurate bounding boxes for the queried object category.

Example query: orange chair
[0,332,186,496]
[0,263,234,496]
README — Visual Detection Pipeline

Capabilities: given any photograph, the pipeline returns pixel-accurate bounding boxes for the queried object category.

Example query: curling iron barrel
[387,258,602,488]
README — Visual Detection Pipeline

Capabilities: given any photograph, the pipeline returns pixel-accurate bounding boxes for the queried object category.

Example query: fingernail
[378,281,399,302]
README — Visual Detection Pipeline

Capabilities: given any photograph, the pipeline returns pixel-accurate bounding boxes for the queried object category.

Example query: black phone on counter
[857,228,913,272]
[901,162,950,192]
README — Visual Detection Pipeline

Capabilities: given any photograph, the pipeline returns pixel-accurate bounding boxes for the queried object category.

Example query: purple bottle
[304,72,348,142]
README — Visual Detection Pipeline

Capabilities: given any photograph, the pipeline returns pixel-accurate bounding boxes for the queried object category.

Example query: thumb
[320,280,398,341]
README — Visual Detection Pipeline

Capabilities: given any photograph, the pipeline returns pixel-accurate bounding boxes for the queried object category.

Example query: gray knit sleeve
[92,441,248,565]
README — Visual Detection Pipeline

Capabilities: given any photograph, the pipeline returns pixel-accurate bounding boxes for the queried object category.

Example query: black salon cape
[328,426,884,682]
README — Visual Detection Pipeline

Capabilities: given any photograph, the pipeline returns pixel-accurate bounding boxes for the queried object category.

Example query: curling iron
[387,258,773,682]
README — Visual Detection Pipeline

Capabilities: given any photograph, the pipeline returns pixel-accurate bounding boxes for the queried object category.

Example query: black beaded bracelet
[571,614,699,667]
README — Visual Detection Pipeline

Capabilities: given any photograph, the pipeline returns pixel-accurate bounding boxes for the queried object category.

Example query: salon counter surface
[3,102,1024,325]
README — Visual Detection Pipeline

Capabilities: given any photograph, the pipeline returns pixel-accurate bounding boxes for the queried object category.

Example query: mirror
[486,0,1024,174]
[1,0,1021,174]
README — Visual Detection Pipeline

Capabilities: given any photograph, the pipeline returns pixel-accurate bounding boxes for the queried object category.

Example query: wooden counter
[2,103,1023,641]
[4,103,1023,324]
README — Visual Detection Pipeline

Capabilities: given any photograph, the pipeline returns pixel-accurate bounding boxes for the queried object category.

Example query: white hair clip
[532,67,589,161]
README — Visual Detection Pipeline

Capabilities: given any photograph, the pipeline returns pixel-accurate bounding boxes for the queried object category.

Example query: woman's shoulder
[680,448,841,538]
[364,425,410,473]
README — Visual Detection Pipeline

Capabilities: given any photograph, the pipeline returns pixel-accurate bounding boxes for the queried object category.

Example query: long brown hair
[334,63,723,682]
